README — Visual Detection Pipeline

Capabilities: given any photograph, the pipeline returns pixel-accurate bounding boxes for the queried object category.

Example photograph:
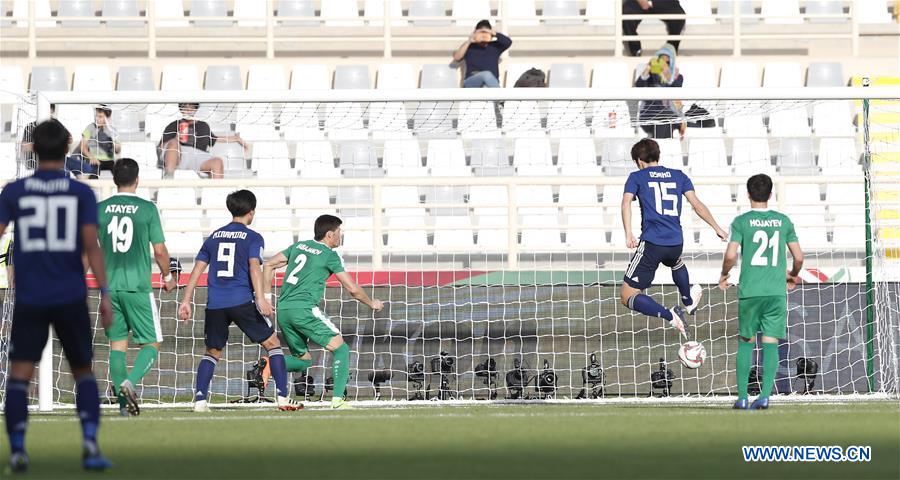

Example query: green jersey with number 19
[98,193,165,292]
[277,239,346,309]
[729,209,798,299]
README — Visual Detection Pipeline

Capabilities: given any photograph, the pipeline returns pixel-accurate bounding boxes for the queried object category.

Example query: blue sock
[671,260,693,307]
[74,374,100,448]
[629,294,673,321]
[267,348,289,398]
[4,379,29,454]
[195,355,217,401]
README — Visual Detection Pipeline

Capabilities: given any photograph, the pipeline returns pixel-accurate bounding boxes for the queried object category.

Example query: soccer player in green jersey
[97,159,176,416]
[719,174,804,410]
[257,214,383,410]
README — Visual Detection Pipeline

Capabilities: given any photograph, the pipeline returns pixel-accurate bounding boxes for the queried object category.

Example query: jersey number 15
[648,182,678,217]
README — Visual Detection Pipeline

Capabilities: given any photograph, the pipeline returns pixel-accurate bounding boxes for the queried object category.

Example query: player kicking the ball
[720,174,803,410]
[0,120,113,472]
[98,158,177,417]
[620,138,728,337]
[178,190,302,412]
[257,214,383,410]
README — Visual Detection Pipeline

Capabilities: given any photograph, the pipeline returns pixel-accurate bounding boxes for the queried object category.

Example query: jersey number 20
[18,196,77,252]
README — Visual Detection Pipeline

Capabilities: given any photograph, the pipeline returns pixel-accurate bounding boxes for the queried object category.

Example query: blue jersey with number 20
[196,222,264,310]
[623,166,694,246]
[0,170,98,306]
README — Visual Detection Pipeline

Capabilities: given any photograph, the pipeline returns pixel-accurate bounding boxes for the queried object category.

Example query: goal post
[1,86,898,409]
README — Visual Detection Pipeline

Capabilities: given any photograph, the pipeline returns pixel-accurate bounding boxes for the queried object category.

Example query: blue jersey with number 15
[196,222,264,310]
[0,170,98,306]
[624,165,695,246]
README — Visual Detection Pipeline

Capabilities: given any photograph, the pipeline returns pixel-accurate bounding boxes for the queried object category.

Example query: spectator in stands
[157,102,247,179]
[20,104,66,168]
[635,43,686,139]
[453,20,512,88]
[78,105,120,175]
[622,0,685,57]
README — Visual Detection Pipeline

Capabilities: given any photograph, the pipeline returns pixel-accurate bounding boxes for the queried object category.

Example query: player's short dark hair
[112,158,140,187]
[32,119,70,162]
[95,105,112,118]
[746,174,773,202]
[314,214,343,241]
[631,138,660,164]
[475,19,492,30]
[226,189,257,217]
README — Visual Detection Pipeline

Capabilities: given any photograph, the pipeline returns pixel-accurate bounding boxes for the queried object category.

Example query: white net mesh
[1,90,898,406]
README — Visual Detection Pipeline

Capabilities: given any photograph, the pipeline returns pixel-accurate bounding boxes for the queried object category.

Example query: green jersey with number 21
[278,239,346,309]
[729,209,798,299]
[97,193,165,292]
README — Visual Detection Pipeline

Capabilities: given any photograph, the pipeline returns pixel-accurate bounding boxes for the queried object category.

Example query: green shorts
[738,295,787,340]
[277,305,341,356]
[105,291,162,344]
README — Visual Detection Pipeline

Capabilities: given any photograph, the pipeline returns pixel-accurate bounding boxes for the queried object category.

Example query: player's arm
[718,241,740,291]
[152,242,176,292]
[621,192,638,249]
[257,252,288,316]
[334,271,383,311]
[82,224,113,328]
[786,242,804,290]
[177,260,208,321]
[684,190,728,240]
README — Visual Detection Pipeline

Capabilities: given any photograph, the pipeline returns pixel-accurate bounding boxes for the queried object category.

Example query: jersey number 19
[107,215,134,253]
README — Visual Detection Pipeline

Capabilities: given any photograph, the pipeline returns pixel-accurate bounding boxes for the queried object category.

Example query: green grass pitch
[6,401,899,479]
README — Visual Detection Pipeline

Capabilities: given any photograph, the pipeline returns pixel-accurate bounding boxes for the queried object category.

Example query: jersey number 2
[285,254,307,285]
[751,230,780,267]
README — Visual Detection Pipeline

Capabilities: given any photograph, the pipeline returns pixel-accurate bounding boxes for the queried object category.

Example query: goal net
[1,86,898,408]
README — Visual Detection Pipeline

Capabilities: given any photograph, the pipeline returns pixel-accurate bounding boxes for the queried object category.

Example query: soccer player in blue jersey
[0,119,114,473]
[620,138,728,337]
[177,190,301,412]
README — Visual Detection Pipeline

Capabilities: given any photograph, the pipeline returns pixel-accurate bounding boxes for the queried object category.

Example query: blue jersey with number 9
[623,165,695,246]
[196,222,264,309]
[0,170,98,305]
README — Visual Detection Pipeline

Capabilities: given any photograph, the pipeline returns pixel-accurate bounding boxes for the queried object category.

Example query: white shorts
[160,144,214,171]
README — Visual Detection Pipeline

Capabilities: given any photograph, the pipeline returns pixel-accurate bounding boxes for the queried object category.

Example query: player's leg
[664,253,703,315]
[194,308,227,411]
[118,292,163,416]
[278,311,314,373]
[302,306,352,409]
[105,292,130,415]
[161,139,181,176]
[751,296,788,410]
[53,302,112,470]
[234,304,301,410]
[620,242,685,336]
[734,298,763,410]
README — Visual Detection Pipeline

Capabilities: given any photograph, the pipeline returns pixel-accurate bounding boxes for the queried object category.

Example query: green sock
[760,342,780,398]
[285,355,313,373]
[109,350,128,408]
[331,344,350,400]
[126,345,159,386]
[736,341,754,400]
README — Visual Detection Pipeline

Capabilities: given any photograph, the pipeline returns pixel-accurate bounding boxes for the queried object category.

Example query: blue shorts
[9,301,93,368]
[623,240,684,290]
[204,302,274,350]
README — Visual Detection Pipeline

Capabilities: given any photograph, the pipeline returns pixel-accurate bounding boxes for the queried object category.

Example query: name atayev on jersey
[25,178,70,193]
[749,218,783,227]
[104,204,139,214]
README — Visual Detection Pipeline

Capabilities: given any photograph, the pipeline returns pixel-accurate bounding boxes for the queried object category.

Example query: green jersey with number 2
[729,209,799,299]
[278,239,346,309]
[98,193,165,292]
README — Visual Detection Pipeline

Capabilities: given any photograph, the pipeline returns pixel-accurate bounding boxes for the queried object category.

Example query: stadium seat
[451,0,490,27]
[102,0,143,28]
[857,0,891,23]
[117,66,154,90]
[120,141,157,167]
[432,216,475,249]
[761,0,801,24]
[516,185,556,215]
[0,66,25,95]
[502,101,543,135]
[290,64,331,90]
[469,139,509,168]
[566,214,606,248]
[504,63,540,89]
[585,0,615,26]
[558,185,599,215]
[382,186,423,217]
[59,0,100,27]
[812,101,854,136]
[209,142,249,172]
[731,138,772,173]
[521,214,562,249]
[591,63,635,138]
[557,138,600,175]
[322,0,363,26]
[687,138,729,174]
[13,0,53,27]
[254,187,288,208]
[247,64,287,90]
[549,63,586,88]
[784,183,821,205]
[161,65,201,91]
[806,0,845,24]
[204,65,242,90]
[475,215,509,249]
[276,0,317,26]
[423,184,467,216]
[336,186,374,217]
[657,138,684,169]
[0,144,17,181]
[328,66,370,139]
[678,62,717,89]
[338,216,376,251]
[261,231,296,254]
[807,62,845,87]
[700,184,734,208]
[234,0,266,27]
[682,0,714,24]
[824,183,863,211]
[776,138,816,175]
[363,0,405,26]
[542,0,582,26]
[818,137,859,175]
[282,65,329,140]
[295,140,334,168]
[165,232,204,256]
[376,64,416,90]
[382,139,425,176]
[73,65,113,91]
[409,0,450,26]
[720,62,760,88]
[154,0,189,27]
[457,101,499,137]
[470,185,508,217]
[513,138,553,167]
[289,185,330,207]
[498,0,539,26]
[386,216,429,250]
[157,187,197,207]
[371,64,415,138]
[426,139,467,169]
[339,141,378,171]
[791,211,829,248]
[832,214,864,246]
[600,138,638,175]
[160,209,196,230]
[420,64,459,88]
[251,141,293,178]
[763,62,803,88]
[199,187,230,207]
[189,0,232,27]
[30,66,68,91]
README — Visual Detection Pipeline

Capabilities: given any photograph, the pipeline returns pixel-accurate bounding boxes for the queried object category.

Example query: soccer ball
[678,341,707,369]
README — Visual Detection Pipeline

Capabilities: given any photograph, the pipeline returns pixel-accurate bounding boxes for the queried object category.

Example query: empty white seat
[408,0,451,26]
[761,0,801,24]
[386,216,429,249]
[160,209,196,230]
[290,64,330,90]
[59,0,100,27]
[234,0,266,27]
[783,183,821,205]
[120,142,157,167]
[769,108,811,136]
[451,0,490,26]
[763,62,803,88]
[499,0,538,26]
[255,187,288,207]
[276,0,317,26]
[251,141,293,177]
[30,66,68,91]
[687,138,728,172]
[382,139,422,174]
[699,185,733,209]
[724,114,767,137]
[805,0,844,24]
[470,186,508,217]
[156,187,197,207]
[601,138,639,174]
[813,101,854,136]
[818,138,858,175]
[565,213,606,248]
[339,141,378,170]
[247,64,287,90]
[776,138,816,174]
[720,62,760,88]
[520,214,561,248]
[832,214,864,246]
[513,138,553,167]
[321,0,363,26]
[656,138,684,169]
[73,66,113,91]
[475,215,510,249]
[290,186,331,208]
[190,0,232,27]
[433,216,474,249]
[585,0,614,25]
[295,141,334,168]
[682,0,714,24]
[557,138,600,175]
[426,139,466,169]
[154,0,189,27]
[516,185,556,215]
[678,62,717,89]
[382,186,423,217]
[103,0,144,28]
[542,0,582,25]
[161,65,201,91]
[469,139,508,167]
[117,66,154,90]
[807,62,845,87]
[336,186,374,217]
[825,183,864,209]
[166,232,204,255]
[857,0,891,23]
[457,101,499,136]
[339,216,377,251]
[13,0,53,27]
[549,63,586,88]
[199,187,230,207]
[558,185,598,214]
[363,0,405,26]
[791,213,829,247]
[731,138,771,172]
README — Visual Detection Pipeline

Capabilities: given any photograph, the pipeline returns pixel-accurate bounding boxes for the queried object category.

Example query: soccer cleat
[684,285,704,315]
[750,397,770,410]
[732,398,749,410]
[82,452,113,471]
[118,380,140,416]
[8,452,28,474]
[276,396,304,411]
[331,398,354,410]
[193,399,210,413]
[668,307,689,339]
[118,407,130,417]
